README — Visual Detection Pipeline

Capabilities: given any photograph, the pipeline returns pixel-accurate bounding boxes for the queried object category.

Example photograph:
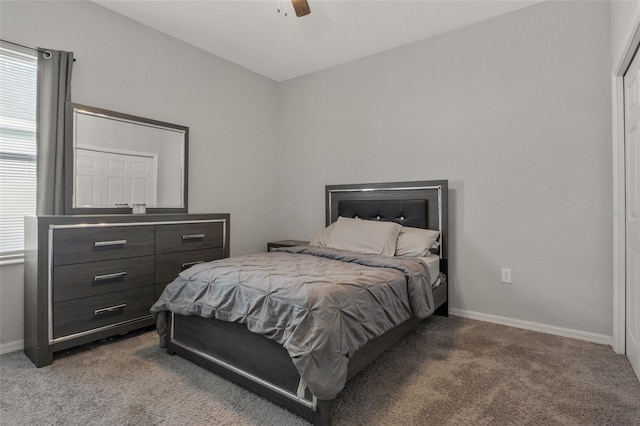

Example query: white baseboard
[0,339,23,355]
[448,308,612,346]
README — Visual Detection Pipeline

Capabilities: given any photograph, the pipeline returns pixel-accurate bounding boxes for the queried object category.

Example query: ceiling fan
[291,0,311,17]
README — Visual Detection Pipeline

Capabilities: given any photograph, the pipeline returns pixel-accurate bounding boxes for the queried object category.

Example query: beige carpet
[1,316,639,425]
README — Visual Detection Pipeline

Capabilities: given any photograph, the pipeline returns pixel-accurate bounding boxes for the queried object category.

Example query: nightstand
[267,240,310,252]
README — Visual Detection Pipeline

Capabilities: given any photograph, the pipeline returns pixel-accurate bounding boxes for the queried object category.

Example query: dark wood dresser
[23,213,230,367]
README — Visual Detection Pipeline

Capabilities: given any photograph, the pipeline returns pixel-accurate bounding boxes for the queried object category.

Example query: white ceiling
[93,0,543,82]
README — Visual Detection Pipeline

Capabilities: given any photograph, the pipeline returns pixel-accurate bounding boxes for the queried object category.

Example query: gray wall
[276,1,613,337]
[0,263,24,349]
[611,0,640,65]
[0,0,280,347]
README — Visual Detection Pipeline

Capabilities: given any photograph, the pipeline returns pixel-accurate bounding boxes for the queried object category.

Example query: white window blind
[0,45,37,261]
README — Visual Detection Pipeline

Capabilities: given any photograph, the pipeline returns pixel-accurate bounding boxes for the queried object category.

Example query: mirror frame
[64,103,189,215]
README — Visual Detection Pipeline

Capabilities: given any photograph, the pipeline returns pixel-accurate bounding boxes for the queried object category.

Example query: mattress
[419,253,442,287]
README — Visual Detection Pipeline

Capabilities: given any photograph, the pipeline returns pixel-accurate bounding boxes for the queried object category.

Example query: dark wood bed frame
[165,180,449,425]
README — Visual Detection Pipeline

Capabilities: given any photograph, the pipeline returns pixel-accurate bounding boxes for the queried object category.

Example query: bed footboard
[167,313,330,424]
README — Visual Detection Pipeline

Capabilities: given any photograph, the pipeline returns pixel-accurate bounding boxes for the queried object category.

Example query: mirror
[65,103,188,214]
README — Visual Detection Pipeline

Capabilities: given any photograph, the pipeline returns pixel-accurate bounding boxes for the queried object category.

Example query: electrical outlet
[501,268,512,284]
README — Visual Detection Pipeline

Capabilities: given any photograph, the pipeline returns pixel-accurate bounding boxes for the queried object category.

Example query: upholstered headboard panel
[325,180,448,260]
[337,199,428,229]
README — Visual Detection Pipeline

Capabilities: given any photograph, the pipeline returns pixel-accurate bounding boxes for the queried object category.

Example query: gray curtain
[36,48,73,215]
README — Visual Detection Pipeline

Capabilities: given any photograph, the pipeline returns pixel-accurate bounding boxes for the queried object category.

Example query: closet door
[624,50,640,380]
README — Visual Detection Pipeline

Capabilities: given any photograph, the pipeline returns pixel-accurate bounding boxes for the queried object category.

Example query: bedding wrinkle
[151,246,434,399]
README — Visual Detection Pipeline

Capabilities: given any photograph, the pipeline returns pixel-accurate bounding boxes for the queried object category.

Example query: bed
[151,180,449,425]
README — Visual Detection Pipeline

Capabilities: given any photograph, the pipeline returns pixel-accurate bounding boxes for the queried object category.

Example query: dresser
[24,213,230,367]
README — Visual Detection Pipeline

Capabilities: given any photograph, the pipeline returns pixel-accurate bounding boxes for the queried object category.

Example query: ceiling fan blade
[291,0,311,17]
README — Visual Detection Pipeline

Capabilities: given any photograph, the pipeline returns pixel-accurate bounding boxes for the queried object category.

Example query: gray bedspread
[151,246,434,399]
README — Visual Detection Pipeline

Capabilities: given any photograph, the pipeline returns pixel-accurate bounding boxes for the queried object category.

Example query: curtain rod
[0,39,76,62]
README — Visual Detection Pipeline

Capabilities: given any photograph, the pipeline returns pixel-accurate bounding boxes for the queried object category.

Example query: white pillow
[395,226,440,257]
[309,222,336,247]
[325,217,401,256]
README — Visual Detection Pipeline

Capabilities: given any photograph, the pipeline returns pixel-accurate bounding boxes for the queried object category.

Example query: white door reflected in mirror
[75,147,157,207]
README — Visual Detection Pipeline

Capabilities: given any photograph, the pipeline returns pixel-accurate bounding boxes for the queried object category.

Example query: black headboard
[325,180,448,261]
[337,199,428,228]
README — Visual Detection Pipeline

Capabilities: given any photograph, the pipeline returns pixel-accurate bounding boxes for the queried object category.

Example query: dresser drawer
[155,248,223,285]
[155,222,224,254]
[53,256,154,303]
[53,285,154,339]
[53,226,155,266]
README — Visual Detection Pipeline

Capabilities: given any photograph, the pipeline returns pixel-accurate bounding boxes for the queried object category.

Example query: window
[0,45,37,262]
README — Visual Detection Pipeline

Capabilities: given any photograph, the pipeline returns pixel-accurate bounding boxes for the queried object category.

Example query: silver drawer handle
[94,271,127,282]
[94,239,127,247]
[94,304,127,315]
[182,260,205,268]
[182,234,205,240]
